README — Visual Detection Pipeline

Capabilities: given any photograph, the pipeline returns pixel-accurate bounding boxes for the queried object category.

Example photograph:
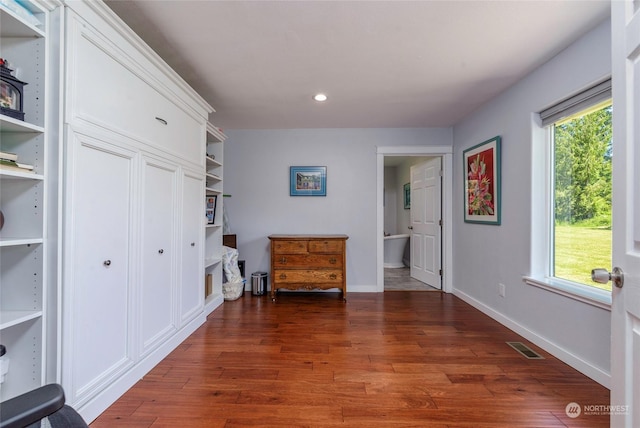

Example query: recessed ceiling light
[313,93,328,102]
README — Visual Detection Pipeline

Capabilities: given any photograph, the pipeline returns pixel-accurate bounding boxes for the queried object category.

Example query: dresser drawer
[273,269,343,284]
[308,240,344,253]
[272,240,308,254]
[273,254,343,268]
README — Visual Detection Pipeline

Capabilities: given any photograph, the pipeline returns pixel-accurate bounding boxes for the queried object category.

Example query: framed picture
[290,166,327,196]
[463,136,501,225]
[205,195,217,225]
[403,183,410,209]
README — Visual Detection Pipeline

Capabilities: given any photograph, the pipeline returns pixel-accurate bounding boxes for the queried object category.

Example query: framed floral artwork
[463,136,501,225]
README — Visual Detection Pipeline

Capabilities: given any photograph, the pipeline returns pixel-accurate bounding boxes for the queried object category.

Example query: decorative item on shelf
[0,344,9,384]
[0,58,28,121]
[205,195,217,225]
[0,150,34,173]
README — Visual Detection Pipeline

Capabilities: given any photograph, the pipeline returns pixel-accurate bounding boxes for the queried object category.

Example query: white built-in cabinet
[204,123,226,312]
[60,1,215,422]
[181,170,206,322]
[0,0,220,419]
[140,155,178,356]
[0,0,60,402]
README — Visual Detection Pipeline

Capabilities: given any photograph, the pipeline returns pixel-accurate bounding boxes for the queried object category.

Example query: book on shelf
[0,159,34,173]
[0,151,18,162]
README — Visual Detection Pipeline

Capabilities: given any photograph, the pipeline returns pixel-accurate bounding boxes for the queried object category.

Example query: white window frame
[524,79,612,310]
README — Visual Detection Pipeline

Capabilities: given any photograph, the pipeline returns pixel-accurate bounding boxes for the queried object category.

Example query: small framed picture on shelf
[205,195,217,225]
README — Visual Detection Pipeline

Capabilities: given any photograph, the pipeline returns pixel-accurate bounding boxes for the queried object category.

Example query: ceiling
[105,0,609,131]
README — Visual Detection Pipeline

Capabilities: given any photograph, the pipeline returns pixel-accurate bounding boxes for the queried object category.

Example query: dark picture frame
[290,166,327,196]
[463,136,501,225]
[206,195,217,225]
[403,182,410,209]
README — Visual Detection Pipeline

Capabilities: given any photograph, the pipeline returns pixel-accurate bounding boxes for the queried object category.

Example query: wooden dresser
[269,235,348,301]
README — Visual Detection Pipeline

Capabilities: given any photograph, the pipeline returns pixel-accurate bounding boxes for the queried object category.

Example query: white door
[139,156,177,356]
[409,158,442,289]
[609,2,640,425]
[179,170,204,325]
[63,132,136,406]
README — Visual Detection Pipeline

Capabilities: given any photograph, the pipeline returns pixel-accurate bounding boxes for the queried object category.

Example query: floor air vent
[506,342,544,359]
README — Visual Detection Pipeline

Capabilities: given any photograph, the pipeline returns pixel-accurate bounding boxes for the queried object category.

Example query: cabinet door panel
[66,12,203,165]
[180,172,204,324]
[140,157,177,355]
[65,133,135,405]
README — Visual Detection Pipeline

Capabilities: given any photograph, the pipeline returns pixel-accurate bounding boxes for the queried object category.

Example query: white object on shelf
[0,355,9,383]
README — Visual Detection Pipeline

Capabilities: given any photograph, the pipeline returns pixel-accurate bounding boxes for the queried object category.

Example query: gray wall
[224,128,451,291]
[452,18,611,386]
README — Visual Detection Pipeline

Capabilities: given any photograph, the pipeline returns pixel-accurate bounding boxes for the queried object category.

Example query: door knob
[591,267,624,288]
[408,226,413,230]
[158,249,164,254]
[103,260,111,266]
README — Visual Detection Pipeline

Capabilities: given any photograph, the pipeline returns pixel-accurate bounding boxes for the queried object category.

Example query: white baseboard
[452,288,610,389]
[346,284,378,293]
[78,313,206,423]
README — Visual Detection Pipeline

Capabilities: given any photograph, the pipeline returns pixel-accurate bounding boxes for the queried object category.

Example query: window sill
[523,276,611,311]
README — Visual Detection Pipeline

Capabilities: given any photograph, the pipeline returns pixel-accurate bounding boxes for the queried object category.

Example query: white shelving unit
[204,122,226,314]
[0,0,59,401]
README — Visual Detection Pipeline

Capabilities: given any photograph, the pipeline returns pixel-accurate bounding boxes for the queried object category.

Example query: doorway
[383,156,441,291]
[376,146,453,293]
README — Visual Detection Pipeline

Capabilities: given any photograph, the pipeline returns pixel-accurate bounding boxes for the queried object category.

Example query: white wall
[452,19,611,386]
[224,128,451,291]
[383,166,398,235]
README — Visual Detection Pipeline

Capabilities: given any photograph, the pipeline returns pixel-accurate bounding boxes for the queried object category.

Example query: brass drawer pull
[280,257,287,264]
[329,258,337,264]
[329,274,337,280]
[279,273,287,280]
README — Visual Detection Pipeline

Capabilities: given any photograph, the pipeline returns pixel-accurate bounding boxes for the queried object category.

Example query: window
[551,101,612,291]
[530,79,613,301]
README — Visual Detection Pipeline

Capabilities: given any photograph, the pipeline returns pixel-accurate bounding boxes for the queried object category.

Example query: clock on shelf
[0,58,28,121]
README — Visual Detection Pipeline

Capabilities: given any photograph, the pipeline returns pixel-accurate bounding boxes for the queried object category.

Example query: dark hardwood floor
[91,292,610,427]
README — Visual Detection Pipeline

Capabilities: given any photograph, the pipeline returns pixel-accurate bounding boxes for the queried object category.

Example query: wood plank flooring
[91,292,610,427]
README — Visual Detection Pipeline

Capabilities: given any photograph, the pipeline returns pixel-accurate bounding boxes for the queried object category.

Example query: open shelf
[0,5,45,38]
[0,310,43,330]
[0,115,45,133]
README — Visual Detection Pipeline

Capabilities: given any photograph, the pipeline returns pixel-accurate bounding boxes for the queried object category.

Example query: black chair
[0,384,87,428]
